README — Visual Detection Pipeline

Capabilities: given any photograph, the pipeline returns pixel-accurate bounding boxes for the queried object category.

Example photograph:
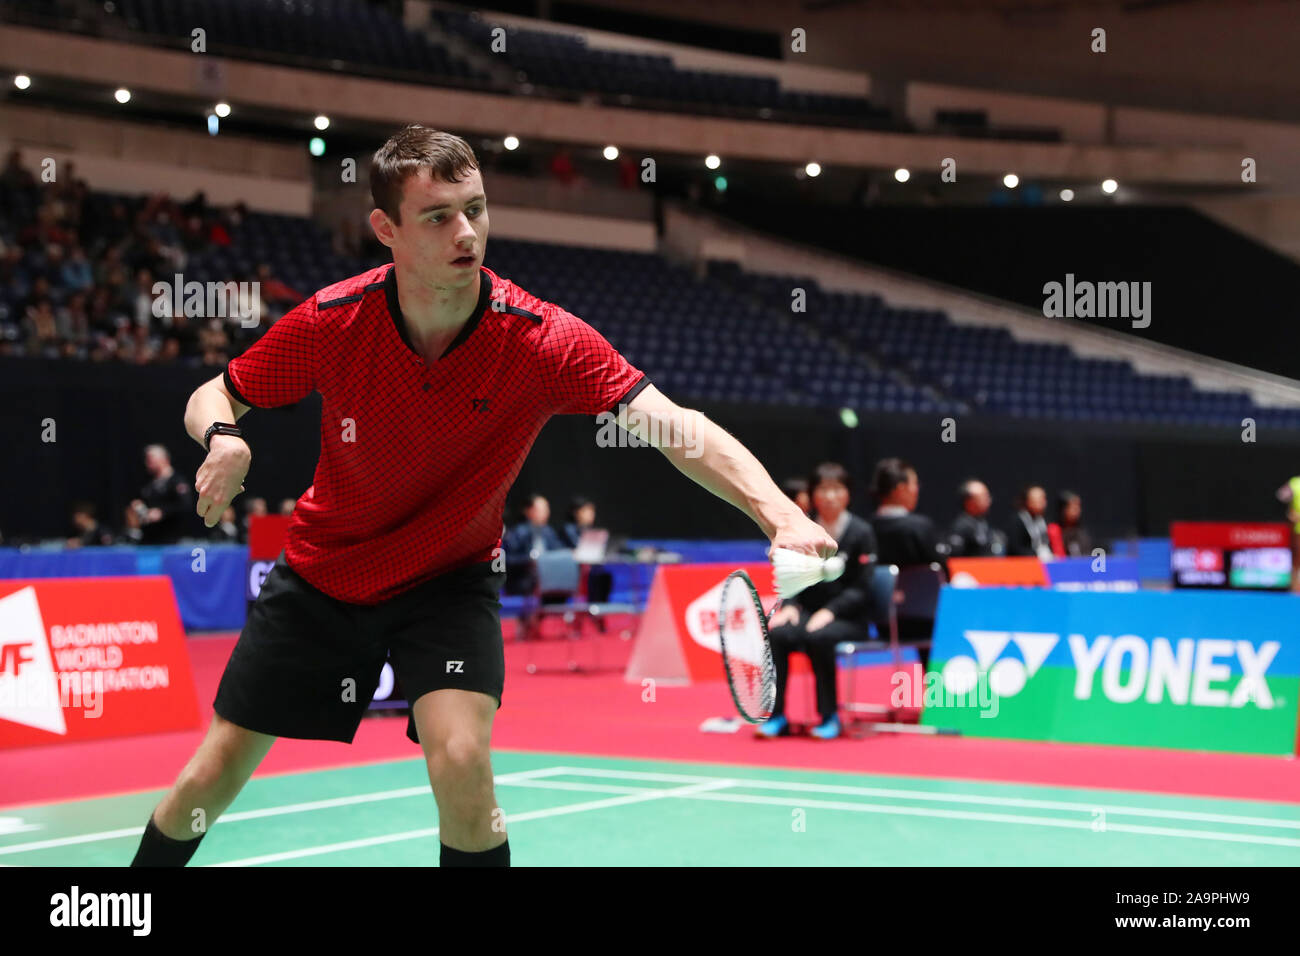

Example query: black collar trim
[384,266,493,361]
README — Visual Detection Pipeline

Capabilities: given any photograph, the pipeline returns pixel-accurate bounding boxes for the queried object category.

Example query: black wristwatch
[204,422,245,452]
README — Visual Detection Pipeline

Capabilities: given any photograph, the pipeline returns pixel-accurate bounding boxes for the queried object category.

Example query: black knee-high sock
[440,840,510,867]
[130,814,206,867]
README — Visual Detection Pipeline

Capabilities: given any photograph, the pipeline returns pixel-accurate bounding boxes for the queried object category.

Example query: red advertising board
[0,577,201,749]
[1170,522,1290,549]
[625,563,814,683]
[946,557,1048,588]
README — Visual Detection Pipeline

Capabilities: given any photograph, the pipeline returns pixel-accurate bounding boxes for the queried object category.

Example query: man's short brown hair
[370,125,479,223]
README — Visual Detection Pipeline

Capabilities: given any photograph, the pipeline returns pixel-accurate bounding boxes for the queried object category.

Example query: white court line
[0,766,566,857]
[535,766,1300,830]
[6,762,1298,861]
[210,778,737,867]
[491,778,1300,850]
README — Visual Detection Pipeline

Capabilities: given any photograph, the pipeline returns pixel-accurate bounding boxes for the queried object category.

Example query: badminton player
[129,125,836,868]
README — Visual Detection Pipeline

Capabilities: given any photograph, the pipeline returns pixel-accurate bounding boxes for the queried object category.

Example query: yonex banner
[921,588,1300,755]
[1043,556,1139,591]
[0,577,200,749]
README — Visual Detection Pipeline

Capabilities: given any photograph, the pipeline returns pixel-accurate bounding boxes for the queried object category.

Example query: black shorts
[213,552,506,746]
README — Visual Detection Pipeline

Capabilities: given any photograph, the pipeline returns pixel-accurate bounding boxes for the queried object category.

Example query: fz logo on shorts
[446,660,465,673]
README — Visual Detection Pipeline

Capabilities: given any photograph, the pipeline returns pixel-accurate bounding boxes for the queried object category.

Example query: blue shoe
[810,715,841,740]
[756,715,788,738]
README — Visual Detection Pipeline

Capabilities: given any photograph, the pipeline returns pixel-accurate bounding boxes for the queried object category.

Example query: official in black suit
[764,462,877,737]
[1008,484,1053,560]
[869,458,946,569]
[947,479,1006,558]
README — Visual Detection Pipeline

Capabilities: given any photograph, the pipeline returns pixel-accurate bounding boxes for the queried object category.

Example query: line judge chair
[522,550,635,673]
[835,561,947,736]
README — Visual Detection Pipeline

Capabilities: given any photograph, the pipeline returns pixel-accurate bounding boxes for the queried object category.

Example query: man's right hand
[195,435,250,528]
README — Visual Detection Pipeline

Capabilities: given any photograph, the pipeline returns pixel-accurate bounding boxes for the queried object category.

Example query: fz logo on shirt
[470,398,492,413]
[446,660,465,673]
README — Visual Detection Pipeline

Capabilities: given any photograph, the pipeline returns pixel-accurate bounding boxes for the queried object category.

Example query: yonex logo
[942,631,1059,699]
[471,398,491,413]
[446,660,464,673]
[942,631,1279,709]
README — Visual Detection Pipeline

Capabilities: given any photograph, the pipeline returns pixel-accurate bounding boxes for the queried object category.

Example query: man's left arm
[619,385,834,557]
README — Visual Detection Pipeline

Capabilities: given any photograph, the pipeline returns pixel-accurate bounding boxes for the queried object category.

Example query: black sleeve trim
[223,365,260,410]
[318,292,364,310]
[608,373,651,415]
[502,305,543,324]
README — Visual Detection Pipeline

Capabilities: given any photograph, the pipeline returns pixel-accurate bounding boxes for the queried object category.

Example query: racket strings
[720,574,777,722]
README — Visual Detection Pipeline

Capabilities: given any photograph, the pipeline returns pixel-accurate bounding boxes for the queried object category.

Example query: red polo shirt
[224,265,647,604]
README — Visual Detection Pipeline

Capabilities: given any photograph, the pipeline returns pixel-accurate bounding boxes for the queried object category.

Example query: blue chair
[834,564,899,730]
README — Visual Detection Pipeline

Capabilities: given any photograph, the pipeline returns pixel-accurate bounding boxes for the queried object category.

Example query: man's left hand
[806,608,835,632]
[770,514,837,559]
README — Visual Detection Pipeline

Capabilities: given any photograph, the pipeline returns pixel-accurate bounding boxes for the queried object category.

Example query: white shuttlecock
[772,547,846,599]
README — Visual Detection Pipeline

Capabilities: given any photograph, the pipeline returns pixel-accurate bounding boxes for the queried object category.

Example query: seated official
[947,478,1006,558]
[502,493,564,597]
[1048,490,1092,557]
[67,500,115,549]
[1008,484,1054,561]
[869,458,946,570]
[759,462,877,742]
[869,458,947,658]
[562,494,614,614]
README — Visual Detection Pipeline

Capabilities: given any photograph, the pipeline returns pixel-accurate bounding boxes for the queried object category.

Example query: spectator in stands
[1,149,34,190]
[58,290,90,347]
[255,263,305,310]
[66,500,115,548]
[1048,491,1092,557]
[61,243,94,292]
[1008,484,1053,560]
[22,299,59,356]
[947,478,1006,557]
[502,493,564,597]
[548,147,577,187]
[198,319,231,367]
[127,444,195,545]
[616,155,639,190]
[869,458,945,568]
[781,477,811,516]
[759,462,877,741]
[131,268,156,329]
[279,498,297,516]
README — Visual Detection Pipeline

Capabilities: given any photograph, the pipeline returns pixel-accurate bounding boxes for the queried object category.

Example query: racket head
[718,570,777,723]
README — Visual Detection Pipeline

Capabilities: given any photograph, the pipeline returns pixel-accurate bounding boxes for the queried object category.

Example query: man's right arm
[186,374,252,528]
[184,373,250,447]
